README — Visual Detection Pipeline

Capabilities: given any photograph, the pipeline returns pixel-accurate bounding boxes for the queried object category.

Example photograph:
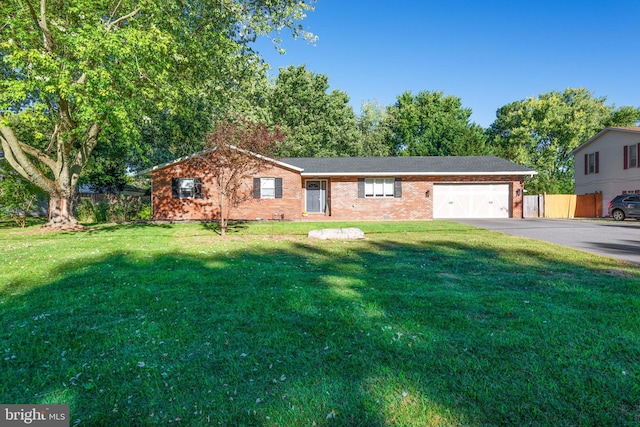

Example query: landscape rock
[308,227,365,240]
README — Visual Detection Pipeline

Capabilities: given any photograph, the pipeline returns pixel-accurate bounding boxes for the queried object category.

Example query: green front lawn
[1,221,638,426]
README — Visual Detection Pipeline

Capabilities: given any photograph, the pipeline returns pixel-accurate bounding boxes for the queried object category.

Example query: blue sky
[252,0,640,128]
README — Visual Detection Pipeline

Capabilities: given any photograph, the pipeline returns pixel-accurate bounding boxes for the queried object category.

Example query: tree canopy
[487,88,640,193]
[0,0,314,228]
[269,65,363,157]
[388,91,488,156]
[357,100,394,156]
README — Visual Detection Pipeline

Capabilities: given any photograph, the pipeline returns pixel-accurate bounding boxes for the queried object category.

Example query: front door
[306,180,327,213]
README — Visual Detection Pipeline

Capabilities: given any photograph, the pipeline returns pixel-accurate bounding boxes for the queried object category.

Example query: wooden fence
[523,192,602,219]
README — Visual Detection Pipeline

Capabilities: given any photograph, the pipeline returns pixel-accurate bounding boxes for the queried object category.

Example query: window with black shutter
[254,177,283,199]
[172,178,202,198]
[394,178,402,198]
[358,178,365,198]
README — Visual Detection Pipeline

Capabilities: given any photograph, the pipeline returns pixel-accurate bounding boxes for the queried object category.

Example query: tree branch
[105,7,141,31]
[24,0,55,52]
[0,125,56,193]
[17,138,57,171]
[73,73,87,86]
[45,123,59,152]
[73,122,101,169]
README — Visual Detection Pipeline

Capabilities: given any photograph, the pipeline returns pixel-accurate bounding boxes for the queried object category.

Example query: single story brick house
[141,149,536,221]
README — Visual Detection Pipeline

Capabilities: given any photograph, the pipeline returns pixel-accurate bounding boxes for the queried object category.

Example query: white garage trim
[433,184,511,219]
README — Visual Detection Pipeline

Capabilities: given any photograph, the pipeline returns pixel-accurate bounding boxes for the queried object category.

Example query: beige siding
[574,130,640,216]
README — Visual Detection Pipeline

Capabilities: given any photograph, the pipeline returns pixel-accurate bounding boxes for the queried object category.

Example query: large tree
[269,65,363,157]
[357,100,394,156]
[0,0,314,229]
[487,88,640,194]
[388,91,487,156]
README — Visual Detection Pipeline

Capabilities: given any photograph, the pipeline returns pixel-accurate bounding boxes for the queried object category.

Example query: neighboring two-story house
[572,126,640,217]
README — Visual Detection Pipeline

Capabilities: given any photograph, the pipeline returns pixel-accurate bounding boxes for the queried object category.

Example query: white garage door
[433,184,510,219]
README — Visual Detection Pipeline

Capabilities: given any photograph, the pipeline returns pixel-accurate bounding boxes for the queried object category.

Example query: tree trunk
[219,193,227,236]
[1,124,99,232]
[44,194,83,230]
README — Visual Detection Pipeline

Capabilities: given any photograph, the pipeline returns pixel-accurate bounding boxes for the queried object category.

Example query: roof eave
[135,146,304,176]
[571,126,640,155]
[300,171,537,177]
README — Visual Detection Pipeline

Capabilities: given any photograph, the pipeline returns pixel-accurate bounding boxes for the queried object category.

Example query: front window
[629,145,637,168]
[588,153,595,174]
[260,178,276,198]
[180,178,195,198]
[172,177,202,199]
[365,178,395,197]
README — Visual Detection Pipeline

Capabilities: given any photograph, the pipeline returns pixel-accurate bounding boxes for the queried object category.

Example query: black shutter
[358,178,365,198]
[394,178,402,198]
[275,178,283,198]
[595,152,599,174]
[584,154,588,175]
[253,178,261,198]
[624,145,629,169]
[194,178,202,198]
[171,178,180,198]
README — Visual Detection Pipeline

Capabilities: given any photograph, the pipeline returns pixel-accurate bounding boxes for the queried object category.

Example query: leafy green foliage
[0,0,314,228]
[389,91,488,156]
[270,65,363,157]
[487,88,640,193]
[0,161,42,227]
[357,100,394,156]
[75,196,150,223]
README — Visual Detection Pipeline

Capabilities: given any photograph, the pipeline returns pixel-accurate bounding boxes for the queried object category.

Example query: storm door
[305,180,327,213]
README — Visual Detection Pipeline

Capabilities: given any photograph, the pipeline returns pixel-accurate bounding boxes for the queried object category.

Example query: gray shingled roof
[280,156,536,176]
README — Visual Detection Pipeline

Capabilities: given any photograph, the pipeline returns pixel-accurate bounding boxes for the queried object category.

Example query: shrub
[0,168,41,228]
[95,199,110,223]
[75,198,97,223]
[73,196,151,223]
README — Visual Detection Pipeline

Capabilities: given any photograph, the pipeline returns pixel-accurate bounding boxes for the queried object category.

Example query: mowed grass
[0,220,639,426]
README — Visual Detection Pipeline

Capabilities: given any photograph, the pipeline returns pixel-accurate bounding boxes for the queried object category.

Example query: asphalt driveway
[452,218,640,265]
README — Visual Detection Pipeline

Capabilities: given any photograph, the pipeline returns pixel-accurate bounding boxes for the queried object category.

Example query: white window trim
[260,177,276,199]
[179,178,195,198]
[364,178,395,198]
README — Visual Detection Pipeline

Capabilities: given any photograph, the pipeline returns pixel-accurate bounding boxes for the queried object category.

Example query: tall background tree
[0,0,314,229]
[357,100,393,156]
[269,65,363,157]
[388,91,488,156]
[487,88,640,193]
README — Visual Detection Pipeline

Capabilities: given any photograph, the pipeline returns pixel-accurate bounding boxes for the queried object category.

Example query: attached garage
[433,184,511,219]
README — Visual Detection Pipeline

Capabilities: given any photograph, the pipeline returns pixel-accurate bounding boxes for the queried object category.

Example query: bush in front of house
[75,196,151,223]
[0,168,42,228]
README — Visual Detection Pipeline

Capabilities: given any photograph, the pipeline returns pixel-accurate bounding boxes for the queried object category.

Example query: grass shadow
[81,221,175,234]
[1,227,639,425]
[200,220,250,235]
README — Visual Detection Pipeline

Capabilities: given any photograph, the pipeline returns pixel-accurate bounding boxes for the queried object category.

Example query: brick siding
[326,176,524,220]
[151,158,304,221]
[151,155,525,221]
